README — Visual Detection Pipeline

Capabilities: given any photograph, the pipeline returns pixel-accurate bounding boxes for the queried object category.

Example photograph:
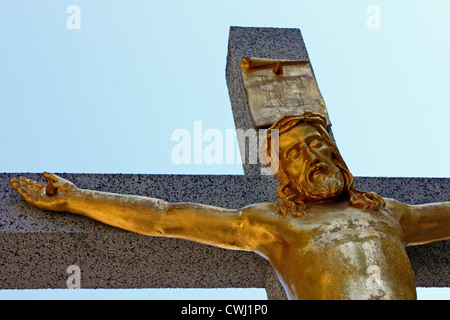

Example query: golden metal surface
[10,112,449,300]
[241,57,330,128]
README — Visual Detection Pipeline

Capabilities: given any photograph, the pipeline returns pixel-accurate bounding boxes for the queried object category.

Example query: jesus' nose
[302,145,320,165]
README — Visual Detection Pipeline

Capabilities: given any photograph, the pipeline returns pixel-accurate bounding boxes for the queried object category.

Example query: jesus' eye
[309,139,324,149]
[287,148,301,160]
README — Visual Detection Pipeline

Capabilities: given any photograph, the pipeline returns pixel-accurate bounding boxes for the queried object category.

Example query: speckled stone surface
[1,173,448,299]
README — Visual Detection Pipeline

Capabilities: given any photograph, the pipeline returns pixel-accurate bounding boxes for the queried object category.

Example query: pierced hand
[10,172,78,212]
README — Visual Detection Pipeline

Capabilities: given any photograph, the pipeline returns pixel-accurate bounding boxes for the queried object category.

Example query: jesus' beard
[289,163,345,202]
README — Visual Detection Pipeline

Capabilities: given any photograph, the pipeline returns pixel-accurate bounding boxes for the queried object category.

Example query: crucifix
[4,27,450,300]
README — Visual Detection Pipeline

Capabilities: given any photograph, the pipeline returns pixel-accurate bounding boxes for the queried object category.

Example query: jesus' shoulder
[384,198,450,246]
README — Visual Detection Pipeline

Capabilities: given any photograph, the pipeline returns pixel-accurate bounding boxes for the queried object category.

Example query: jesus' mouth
[308,163,334,181]
[289,161,345,202]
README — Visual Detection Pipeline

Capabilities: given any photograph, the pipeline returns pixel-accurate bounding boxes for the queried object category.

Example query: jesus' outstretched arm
[10,172,278,252]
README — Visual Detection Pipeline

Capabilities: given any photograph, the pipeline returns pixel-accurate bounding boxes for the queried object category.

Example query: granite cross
[1,27,448,300]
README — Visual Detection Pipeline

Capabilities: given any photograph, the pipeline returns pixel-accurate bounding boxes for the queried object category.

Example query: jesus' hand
[10,172,78,212]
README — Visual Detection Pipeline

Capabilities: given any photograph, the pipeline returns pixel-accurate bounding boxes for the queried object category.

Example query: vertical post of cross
[226,26,334,176]
[226,26,320,299]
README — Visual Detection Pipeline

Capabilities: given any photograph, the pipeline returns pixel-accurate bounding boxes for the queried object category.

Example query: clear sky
[0,0,448,299]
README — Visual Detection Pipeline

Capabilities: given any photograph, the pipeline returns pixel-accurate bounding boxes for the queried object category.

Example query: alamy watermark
[66,264,81,289]
[366,5,381,30]
[170,121,278,175]
[66,5,81,30]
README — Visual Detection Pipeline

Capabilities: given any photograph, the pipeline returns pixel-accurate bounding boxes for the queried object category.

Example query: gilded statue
[10,112,450,300]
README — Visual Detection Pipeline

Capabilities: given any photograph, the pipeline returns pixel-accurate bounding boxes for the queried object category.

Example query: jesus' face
[278,123,345,202]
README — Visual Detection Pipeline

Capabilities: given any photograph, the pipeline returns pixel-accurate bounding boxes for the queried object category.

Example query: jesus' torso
[249,200,417,300]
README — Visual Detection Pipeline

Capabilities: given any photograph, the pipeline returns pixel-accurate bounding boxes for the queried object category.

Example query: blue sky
[0,0,449,299]
[1,0,449,177]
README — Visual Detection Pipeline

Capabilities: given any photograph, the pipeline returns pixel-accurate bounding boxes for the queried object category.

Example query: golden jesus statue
[10,112,449,300]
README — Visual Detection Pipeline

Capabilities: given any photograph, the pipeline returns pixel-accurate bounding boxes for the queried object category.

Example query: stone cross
[0,27,448,300]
